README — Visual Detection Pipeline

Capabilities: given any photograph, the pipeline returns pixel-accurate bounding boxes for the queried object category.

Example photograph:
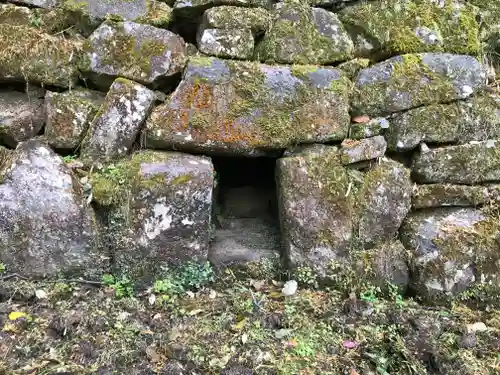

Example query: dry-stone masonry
[0,0,499,305]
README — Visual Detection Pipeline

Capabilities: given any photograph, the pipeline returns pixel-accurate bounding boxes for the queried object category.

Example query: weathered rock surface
[0,25,81,87]
[338,58,371,79]
[173,0,272,15]
[351,53,487,117]
[339,0,481,56]
[0,4,69,33]
[340,136,387,165]
[386,93,500,151]
[277,149,411,275]
[349,117,389,139]
[0,140,103,278]
[411,184,495,209]
[87,0,148,21]
[8,0,58,8]
[0,91,44,148]
[81,20,186,89]
[45,89,105,150]
[201,6,271,33]
[256,3,353,64]
[90,151,214,281]
[80,78,156,164]
[197,28,254,59]
[400,208,500,301]
[145,57,351,156]
[412,141,500,184]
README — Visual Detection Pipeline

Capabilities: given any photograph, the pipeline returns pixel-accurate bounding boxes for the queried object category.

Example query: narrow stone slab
[0,25,80,87]
[0,140,103,278]
[197,28,254,59]
[81,20,187,88]
[255,3,354,64]
[351,53,487,117]
[411,184,492,209]
[145,57,351,156]
[80,78,156,164]
[87,0,148,21]
[412,141,500,184]
[45,89,105,150]
[340,136,387,165]
[0,91,44,148]
[8,0,58,8]
[201,6,271,33]
[90,151,214,282]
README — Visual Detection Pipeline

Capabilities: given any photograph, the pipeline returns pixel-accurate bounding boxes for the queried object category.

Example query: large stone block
[145,57,351,156]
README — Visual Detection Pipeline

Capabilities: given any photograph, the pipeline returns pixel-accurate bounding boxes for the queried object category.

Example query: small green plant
[102,274,134,298]
[295,266,318,288]
[387,283,405,308]
[0,262,5,273]
[360,284,381,303]
[62,155,77,163]
[29,11,43,28]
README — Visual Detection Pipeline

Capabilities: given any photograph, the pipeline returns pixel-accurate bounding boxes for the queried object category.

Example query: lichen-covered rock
[0,91,44,148]
[356,158,412,245]
[411,184,492,209]
[0,4,70,33]
[45,89,105,151]
[80,78,156,164]
[8,0,58,8]
[87,0,149,21]
[201,6,271,33]
[145,57,351,156]
[349,117,389,139]
[338,58,371,79]
[90,151,214,281]
[197,28,254,59]
[351,53,487,117]
[277,150,411,275]
[0,140,103,278]
[340,136,387,165]
[400,208,500,302]
[339,0,481,56]
[386,93,500,151]
[255,3,353,64]
[81,20,186,89]
[412,141,500,184]
[173,0,272,15]
[0,25,81,87]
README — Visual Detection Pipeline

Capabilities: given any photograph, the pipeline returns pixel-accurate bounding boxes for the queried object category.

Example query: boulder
[411,184,493,209]
[0,91,44,148]
[45,89,105,150]
[255,3,353,64]
[277,148,411,275]
[351,53,487,117]
[339,0,481,56]
[386,93,500,151]
[0,4,69,34]
[0,140,103,278]
[81,20,186,89]
[145,57,351,156]
[80,78,156,164]
[197,28,254,59]
[412,141,500,184]
[340,136,387,165]
[400,208,500,302]
[0,25,81,87]
[90,151,214,281]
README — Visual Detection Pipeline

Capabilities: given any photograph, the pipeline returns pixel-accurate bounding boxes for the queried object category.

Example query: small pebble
[282,280,297,296]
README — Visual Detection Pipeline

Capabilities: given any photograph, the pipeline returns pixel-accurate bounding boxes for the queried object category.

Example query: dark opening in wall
[209,155,282,266]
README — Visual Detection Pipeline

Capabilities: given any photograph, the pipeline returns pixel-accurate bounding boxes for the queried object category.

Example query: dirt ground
[0,268,499,375]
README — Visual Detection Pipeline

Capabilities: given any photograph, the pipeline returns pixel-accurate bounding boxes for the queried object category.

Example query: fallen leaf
[231,317,248,331]
[148,294,156,305]
[146,345,161,363]
[349,368,360,375]
[35,289,47,299]
[188,309,203,316]
[250,279,266,291]
[352,115,370,123]
[343,340,359,349]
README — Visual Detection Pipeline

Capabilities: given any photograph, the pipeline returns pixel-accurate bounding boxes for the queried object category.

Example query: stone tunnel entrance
[208,155,282,267]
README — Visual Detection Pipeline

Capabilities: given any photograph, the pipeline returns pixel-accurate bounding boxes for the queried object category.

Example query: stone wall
[0,0,499,304]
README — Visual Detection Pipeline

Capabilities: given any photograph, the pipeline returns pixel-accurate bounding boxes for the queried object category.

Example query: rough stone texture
[8,0,58,8]
[0,4,69,34]
[349,117,389,139]
[340,136,387,165]
[356,158,412,246]
[386,93,500,151]
[80,78,156,164]
[173,0,272,15]
[0,24,81,88]
[145,57,351,156]
[87,0,148,21]
[197,28,254,60]
[339,0,481,56]
[411,184,495,209]
[0,91,44,148]
[412,141,500,184]
[45,89,105,150]
[0,140,103,278]
[255,3,354,64]
[277,150,411,275]
[201,6,271,33]
[82,20,186,89]
[400,208,500,301]
[351,53,487,117]
[90,151,214,281]
[338,58,371,79]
